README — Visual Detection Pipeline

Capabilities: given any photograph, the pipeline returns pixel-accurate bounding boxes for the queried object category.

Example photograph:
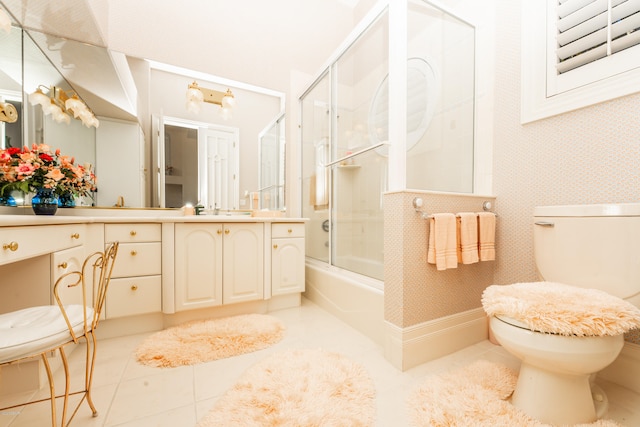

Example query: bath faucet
[115,196,125,207]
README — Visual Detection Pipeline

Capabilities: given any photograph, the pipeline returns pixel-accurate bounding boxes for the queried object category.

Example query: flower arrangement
[0,143,96,199]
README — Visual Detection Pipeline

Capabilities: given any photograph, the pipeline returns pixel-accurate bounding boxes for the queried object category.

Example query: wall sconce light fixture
[0,102,18,123]
[186,81,236,119]
[28,86,99,128]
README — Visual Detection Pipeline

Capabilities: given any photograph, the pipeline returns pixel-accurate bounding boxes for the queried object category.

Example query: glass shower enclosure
[300,1,475,282]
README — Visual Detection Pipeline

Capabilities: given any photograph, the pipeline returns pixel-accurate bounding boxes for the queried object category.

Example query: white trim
[384,307,488,371]
[599,342,640,393]
[521,0,640,124]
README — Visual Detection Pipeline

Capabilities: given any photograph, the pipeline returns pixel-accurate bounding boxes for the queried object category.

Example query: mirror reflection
[0,13,286,211]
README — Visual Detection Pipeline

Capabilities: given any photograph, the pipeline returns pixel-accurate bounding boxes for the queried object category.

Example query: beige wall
[384,1,640,347]
[492,1,640,343]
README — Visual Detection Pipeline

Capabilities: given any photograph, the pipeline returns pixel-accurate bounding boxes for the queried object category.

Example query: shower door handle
[534,221,555,227]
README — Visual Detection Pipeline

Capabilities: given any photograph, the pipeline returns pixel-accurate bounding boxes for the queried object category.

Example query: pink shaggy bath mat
[407,360,624,427]
[135,313,285,368]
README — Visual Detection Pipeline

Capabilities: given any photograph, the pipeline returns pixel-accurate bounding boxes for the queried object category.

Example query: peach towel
[477,212,496,261]
[456,212,479,264]
[427,213,458,271]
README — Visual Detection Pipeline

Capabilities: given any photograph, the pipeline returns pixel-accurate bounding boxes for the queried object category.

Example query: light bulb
[28,89,50,108]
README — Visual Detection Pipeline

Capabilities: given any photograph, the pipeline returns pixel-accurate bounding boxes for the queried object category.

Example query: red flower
[39,153,54,162]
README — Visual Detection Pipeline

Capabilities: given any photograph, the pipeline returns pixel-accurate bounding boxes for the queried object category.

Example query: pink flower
[15,163,35,177]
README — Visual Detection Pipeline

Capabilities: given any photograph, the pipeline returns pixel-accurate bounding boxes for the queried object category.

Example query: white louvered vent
[556,0,640,74]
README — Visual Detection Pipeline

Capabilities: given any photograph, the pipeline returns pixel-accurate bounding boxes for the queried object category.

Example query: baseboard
[599,342,640,393]
[384,307,488,371]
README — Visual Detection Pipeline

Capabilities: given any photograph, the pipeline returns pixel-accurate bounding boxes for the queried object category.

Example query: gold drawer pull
[2,241,18,252]
[131,285,138,291]
[273,244,278,249]
[288,228,292,234]
[130,250,138,256]
[58,262,68,269]
[70,233,80,239]
[130,230,137,236]
[224,229,230,235]
[217,229,222,235]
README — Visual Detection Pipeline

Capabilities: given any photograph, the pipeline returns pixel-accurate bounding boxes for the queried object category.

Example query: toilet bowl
[482,203,640,425]
[490,314,624,425]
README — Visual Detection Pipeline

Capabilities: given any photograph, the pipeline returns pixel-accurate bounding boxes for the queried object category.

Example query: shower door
[301,10,388,281]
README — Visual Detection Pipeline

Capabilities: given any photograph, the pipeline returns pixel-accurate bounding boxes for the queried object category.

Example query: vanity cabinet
[51,245,86,306]
[104,224,162,318]
[173,222,264,311]
[271,223,305,296]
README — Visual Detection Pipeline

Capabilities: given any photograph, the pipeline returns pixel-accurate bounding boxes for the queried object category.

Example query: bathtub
[304,258,385,346]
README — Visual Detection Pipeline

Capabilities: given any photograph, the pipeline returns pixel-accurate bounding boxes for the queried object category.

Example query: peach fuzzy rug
[407,360,624,427]
[135,314,285,368]
[196,348,376,426]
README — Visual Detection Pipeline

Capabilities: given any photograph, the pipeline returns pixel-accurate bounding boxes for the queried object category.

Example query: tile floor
[1,298,639,426]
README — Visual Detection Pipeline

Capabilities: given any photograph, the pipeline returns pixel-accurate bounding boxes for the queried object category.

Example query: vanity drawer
[106,275,162,318]
[110,242,161,277]
[0,224,85,266]
[272,223,305,239]
[105,223,161,243]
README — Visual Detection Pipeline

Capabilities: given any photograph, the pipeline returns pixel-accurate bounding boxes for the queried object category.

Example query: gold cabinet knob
[288,229,292,234]
[224,229,230,235]
[131,285,138,291]
[130,250,138,256]
[2,241,18,251]
[217,229,222,235]
[58,262,68,269]
[130,230,137,236]
[70,233,80,239]
[273,244,278,249]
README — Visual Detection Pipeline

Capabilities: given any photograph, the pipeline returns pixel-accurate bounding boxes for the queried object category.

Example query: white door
[199,128,239,210]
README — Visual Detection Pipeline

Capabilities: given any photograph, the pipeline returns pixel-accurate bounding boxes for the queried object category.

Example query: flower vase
[58,192,76,208]
[31,188,59,215]
[0,195,17,207]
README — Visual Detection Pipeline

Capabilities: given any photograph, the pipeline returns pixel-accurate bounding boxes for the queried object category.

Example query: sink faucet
[115,195,125,207]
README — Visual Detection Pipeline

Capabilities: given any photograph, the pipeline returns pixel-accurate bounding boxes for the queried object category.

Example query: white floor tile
[2,298,638,427]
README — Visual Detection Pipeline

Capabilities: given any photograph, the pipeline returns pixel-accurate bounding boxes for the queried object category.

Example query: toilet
[483,203,640,426]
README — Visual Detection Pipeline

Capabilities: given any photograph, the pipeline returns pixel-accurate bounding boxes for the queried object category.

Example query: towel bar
[413,196,497,219]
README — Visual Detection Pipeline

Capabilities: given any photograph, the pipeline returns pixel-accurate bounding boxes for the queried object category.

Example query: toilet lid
[482,281,640,337]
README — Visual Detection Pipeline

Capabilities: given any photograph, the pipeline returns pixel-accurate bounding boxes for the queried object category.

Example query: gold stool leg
[84,332,99,417]
[59,347,70,426]
[40,353,58,427]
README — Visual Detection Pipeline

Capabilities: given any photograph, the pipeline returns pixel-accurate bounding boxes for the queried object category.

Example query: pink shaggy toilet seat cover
[482,282,640,337]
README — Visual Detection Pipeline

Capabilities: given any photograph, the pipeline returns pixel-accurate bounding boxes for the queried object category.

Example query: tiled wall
[384,191,496,327]
[492,1,640,343]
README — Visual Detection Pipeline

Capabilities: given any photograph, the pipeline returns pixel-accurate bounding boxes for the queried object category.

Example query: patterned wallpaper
[384,2,640,347]
[384,191,496,327]
[491,1,640,343]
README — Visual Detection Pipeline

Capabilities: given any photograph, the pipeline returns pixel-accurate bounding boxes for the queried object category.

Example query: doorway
[153,116,239,209]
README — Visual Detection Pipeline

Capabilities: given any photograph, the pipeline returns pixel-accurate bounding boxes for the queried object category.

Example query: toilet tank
[533,203,640,308]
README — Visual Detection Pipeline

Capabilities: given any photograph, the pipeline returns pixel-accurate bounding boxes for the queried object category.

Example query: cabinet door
[272,237,305,295]
[223,223,264,304]
[51,245,87,306]
[174,224,223,311]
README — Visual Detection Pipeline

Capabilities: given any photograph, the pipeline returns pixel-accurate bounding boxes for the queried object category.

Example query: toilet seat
[494,314,530,330]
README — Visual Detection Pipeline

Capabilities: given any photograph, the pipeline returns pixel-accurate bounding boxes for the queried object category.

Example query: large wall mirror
[0,3,286,211]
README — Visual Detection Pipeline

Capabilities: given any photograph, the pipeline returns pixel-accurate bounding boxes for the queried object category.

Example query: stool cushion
[482,282,640,337]
[0,305,93,364]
